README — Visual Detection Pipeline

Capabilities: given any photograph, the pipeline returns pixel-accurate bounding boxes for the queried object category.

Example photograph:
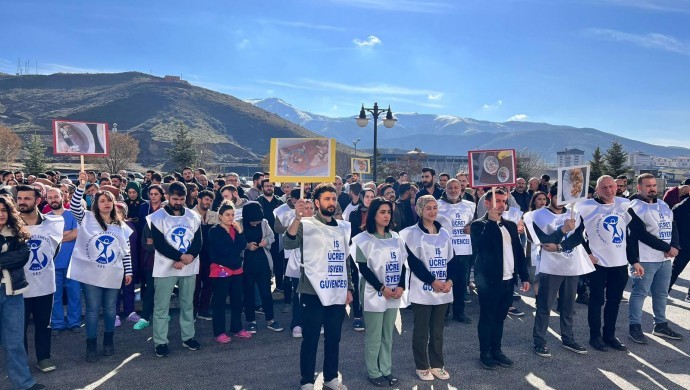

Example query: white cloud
[327,0,452,14]
[257,19,345,31]
[259,78,442,98]
[482,100,503,110]
[507,114,528,121]
[585,28,690,56]
[600,0,690,14]
[238,39,250,49]
[427,93,443,101]
[353,35,382,47]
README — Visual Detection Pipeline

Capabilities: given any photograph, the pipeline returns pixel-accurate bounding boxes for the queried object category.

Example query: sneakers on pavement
[353,318,365,331]
[182,338,201,351]
[603,337,627,351]
[196,311,213,321]
[508,307,524,317]
[301,384,314,390]
[267,320,284,332]
[562,341,588,354]
[416,369,434,381]
[126,312,141,322]
[492,350,513,367]
[323,378,347,390]
[480,353,499,370]
[430,367,450,380]
[155,344,169,357]
[246,322,257,334]
[234,329,253,339]
[629,324,648,344]
[36,359,56,373]
[589,337,609,352]
[453,314,472,324]
[534,345,552,357]
[215,333,231,344]
[69,326,83,333]
[292,326,303,338]
[255,307,265,316]
[653,322,684,340]
[133,318,150,330]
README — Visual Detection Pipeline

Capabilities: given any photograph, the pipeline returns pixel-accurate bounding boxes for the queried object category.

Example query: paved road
[15,268,690,390]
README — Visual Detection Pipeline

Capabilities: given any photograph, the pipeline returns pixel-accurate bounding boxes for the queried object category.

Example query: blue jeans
[1,287,37,390]
[52,268,82,330]
[82,283,118,339]
[629,260,672,326]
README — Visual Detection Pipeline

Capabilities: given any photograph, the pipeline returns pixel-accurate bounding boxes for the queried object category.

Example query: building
[379,149,469,181]
[556,148,585,168]
[628,151,652,167]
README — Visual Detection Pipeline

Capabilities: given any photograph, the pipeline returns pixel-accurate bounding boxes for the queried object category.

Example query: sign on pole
[557,164,590,204]
[269,138,336,183]
[351,157,371,174]
[52,120,110,156]
[468,149,517,188]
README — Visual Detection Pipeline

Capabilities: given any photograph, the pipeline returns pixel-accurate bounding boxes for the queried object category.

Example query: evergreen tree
[589,146,605,183]
[603,139,629,178]
[23,134,47,175]
[166,121,198,171]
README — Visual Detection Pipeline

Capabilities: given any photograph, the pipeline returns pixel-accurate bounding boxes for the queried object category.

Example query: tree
[603,139,629,178]
[166,121,198,171]
[379,153,424,181]
[87,133,140,173]
[589,146,605,184]
[516,150,548,181]
[0,125,21,167]
[23,134,47,175]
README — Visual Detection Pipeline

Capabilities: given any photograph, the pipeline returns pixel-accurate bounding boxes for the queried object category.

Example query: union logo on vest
[27,238,50,270]
[602,215,624,244]
[95,234,117,264]
[171,227,190,253]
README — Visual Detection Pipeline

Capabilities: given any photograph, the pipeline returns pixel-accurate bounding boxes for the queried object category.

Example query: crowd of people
[1,165,689,390]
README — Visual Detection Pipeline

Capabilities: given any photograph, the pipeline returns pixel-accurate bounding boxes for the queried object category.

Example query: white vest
[343,203,358,221]
[529,207,594,276]
[436,199,475,256]
[274,203,295,253]
[574,198,631,267]
[629,199,673,263]
[502,207,524,224]
[147,208,201,278]
[68,212,132,289]
[351,232,408,312]
[24,215,64,298]
[522,211,542,274]
[301,217,351,306]
[399,225,454,305]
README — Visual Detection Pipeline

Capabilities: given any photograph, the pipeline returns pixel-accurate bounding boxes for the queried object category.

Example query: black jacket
[471,215,529,287]
[0,234,30,292]
[207,225,248,270]
[673,198,690,255]
[511,190,531,213]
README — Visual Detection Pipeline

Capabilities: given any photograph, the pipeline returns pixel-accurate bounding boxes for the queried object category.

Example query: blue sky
[2,0,689,147]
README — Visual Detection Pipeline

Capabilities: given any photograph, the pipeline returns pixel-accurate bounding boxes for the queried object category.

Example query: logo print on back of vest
[27,239,50,270]
[171,227,189,253]
[95,235,116,264]
[603,216,624,244]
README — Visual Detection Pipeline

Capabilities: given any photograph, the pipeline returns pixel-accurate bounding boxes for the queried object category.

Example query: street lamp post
[355,102,396,183]
[353,138,360,157]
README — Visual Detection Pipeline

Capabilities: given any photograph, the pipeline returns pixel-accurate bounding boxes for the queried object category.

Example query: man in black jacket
[471,189,530,370]
[669,196,690,300]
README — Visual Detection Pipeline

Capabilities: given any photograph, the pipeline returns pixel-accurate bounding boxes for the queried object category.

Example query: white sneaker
[323,378,347,390]
[300,384,314,390]
[292,326,303,338]
[416,369,434,381]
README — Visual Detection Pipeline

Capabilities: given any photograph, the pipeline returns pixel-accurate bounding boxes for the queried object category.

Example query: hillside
[0,72,346,167]
[251,98,690,162]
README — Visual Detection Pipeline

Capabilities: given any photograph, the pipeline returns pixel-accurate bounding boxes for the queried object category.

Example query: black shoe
[629,324,648,344]
[196,311,213,321]
[103,332,115,356]
[182,338,201,351]
[453,314,472,324]
[576,293,589,305]
[86,338,98,362]
[492,350,513,367]
[51,329,63,336]
[603,337,627,351]
[534,345,551,357]
[383,374,399,386]
[480,353,499,370]
[28,384,46,390]
[589,337,609,352]
[155,344,169,357]
[562,341,588,354]
[508,307,525,317]
[368,376,389,387]
[652,323,684,340]
[69,325,83,333]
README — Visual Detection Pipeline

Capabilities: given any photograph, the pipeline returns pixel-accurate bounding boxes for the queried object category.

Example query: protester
[416,167,443,201]
[511,178,531,213]
[114,203,140,327]
[342,182,362,221]
[257,179,285,293]
[347,188,376,331]
[663,179,690,209]
[246,172,264,201]
[669,187,690,301]
[68,172,133,362]
[392,183,415,232]
[192,190,218,321]
[351,197,406,387]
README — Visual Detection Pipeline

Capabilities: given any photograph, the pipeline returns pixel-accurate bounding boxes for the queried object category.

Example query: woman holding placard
[68,172,133,362]
[399,195,454,381]
[351,197,407,387]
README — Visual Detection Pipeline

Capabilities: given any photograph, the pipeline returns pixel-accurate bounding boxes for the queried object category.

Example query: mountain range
[249,98,690,162]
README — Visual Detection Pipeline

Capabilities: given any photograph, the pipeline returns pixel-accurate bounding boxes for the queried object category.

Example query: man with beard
[511,178,531,213]
[393,183,416,232]
[246,172,264,201]
[197,175,212,191]
[258,179,285,292]
[225,172,246,199]
[192,190,219,321]
[47,187,82,336]
[416,167,443,201]
[147,182,203,357]
[615,177,628,198]
[455,173,475,202]
[627,174,682,343]
[220,185,247,220]
[181,167,201,191]
[438,173,451,191]
[436,179,476,323]
[342,182,363,222]
[16,185,65,373]
[284,183,353,390]
[527,184,594,357]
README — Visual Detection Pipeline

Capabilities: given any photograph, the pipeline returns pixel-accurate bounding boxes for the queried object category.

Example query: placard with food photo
[52,120,110,156]
[468,149,517,187]
[351,158,370,174]
[557,164,590,204]
[269,138,337,182]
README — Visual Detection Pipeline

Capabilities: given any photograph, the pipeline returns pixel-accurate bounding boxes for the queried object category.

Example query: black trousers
[271,241,284,291]
[243,270,274,322]
[412,303,448,370]
[451,255,471,318]
[349,257,362,318]
[587,264,628,340]
[477,280,513,353]
[211,275,244,336]
[140,270,155,321]
[194,261,213,314]
[24,293,53,361]
[300,293,345,385]
[669,251,690,294]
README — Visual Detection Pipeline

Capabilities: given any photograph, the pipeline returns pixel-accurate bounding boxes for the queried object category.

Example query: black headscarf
[242,201,264,243]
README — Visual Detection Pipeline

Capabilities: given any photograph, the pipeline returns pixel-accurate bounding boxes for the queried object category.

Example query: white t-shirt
[500,224,515,280]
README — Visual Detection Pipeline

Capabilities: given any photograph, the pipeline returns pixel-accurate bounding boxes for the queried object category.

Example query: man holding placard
[284,183,353,390]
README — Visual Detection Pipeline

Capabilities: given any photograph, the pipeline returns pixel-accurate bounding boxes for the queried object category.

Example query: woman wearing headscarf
[346,188,376,332]
[399,195,454,382]
[240,201,283,333]
[124,180,143,225]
